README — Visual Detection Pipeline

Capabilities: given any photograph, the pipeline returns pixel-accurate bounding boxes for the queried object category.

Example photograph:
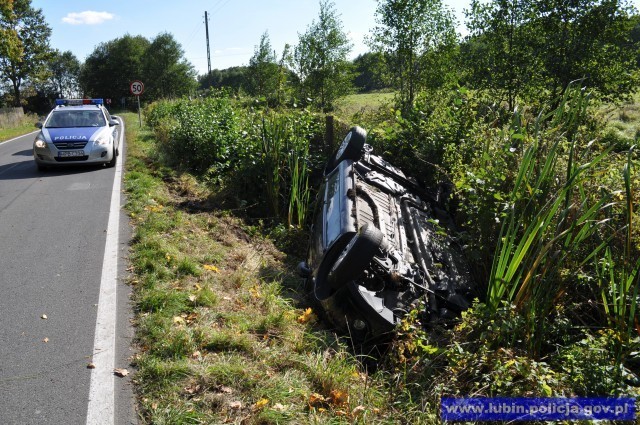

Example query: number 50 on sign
[130,80,144,96]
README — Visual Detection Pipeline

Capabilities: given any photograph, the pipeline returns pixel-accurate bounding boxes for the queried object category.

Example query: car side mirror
[109,120,119,127]
[35,122,43,129]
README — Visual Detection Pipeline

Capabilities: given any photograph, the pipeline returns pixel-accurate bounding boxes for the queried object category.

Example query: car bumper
[33,146,114,166]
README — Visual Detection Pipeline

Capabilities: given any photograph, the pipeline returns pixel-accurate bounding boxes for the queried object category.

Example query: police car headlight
[34,135,47,149]
[93,136,110,146]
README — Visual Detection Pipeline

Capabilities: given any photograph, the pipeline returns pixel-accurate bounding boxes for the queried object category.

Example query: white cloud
[62,11,115,25]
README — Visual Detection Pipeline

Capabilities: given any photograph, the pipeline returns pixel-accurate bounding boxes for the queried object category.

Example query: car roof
[53,104,103,111]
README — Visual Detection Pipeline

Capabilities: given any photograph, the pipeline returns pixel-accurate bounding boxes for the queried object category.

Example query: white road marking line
[86,119,124,425]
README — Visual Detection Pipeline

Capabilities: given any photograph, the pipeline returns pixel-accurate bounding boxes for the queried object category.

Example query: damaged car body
[298,126,475,344]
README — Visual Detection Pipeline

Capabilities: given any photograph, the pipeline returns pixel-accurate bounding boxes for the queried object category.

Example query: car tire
[106,147,116,168]
[328,222,384,290]
[327,126,366,172]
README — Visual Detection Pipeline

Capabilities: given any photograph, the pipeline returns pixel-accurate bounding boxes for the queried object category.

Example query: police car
[33,98,120,170]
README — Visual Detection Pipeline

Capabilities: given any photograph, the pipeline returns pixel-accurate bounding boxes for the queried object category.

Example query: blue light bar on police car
[55,98,104,106]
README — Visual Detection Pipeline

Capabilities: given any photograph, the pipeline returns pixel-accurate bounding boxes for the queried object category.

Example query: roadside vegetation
[0,112,38,142]
[123,80,639,423]
[123,111,394,424]
[3,0,640,422]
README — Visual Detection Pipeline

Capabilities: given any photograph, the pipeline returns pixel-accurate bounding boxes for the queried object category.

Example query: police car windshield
[45,110,106,128]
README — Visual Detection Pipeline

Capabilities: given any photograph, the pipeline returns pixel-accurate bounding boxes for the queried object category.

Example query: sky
[30,0,640,77]
[30,0,472,77]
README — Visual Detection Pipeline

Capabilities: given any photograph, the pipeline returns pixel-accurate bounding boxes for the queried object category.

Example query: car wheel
[106,147,116,168]
[328,222,384,289]
[327,126,366,172]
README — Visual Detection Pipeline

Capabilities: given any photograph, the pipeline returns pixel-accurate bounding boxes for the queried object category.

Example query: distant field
[600,92,640,145]
[334,91,395,119]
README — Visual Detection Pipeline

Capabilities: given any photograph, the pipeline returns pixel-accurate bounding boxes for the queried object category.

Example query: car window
[324,169,342,249]
[82,111,105,127]
[46,112,73,128]
[45,109,106,128]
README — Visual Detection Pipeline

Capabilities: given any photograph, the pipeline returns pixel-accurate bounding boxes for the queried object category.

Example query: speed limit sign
[130,80,144,96]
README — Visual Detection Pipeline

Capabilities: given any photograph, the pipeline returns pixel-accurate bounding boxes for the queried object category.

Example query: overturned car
[298,126,475,344]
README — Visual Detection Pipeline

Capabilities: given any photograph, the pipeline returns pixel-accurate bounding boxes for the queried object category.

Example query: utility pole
[204,11,211,74]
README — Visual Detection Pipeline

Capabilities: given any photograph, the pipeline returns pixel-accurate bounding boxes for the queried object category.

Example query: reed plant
[597,146,639,371]
[260,110,318,227]
[487,85,613,356]
[260,114,285,219]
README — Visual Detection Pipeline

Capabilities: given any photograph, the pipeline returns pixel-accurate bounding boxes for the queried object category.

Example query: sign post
[130,80,144,127]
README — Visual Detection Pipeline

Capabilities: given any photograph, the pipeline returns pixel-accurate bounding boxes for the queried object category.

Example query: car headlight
[93,135,110,146]
[34,135,48,149]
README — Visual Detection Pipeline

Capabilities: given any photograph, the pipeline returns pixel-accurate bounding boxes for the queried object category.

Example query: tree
[369,0,458,114]
[198,66,248,94]
[246,31,279,101]
[464,0,638,106]
[0,0,52,106]
[141,33,196,100]
[293,0,353,111]
[275,44,297,105]
[534,0,637,101]
[79,35,149,102]
[353,52,389,92]
[463,0,541,110]
[49,50,81,98]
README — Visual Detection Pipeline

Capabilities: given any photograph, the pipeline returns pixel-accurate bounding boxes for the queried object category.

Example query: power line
[182,19,204,51]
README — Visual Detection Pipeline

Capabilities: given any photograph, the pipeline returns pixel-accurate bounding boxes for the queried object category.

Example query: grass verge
[0,119,39,142]
[121,112,400,424]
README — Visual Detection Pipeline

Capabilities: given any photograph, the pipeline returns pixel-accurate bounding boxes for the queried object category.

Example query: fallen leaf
[191,351,201,360]
[173,316,185,324]
[43,337,49,343]
[203,264,219,272]
[297,308,316,324]
[87,363,96,369]
[352,405,366,417]
[113,368,129,377]
[219,386,233,394]
[272,403,286,412]
[253,398,269,410]
[184,384,201,395]
[229,401,242,410]
[188,295,197,303]
[329,389,349,406]
[308,393,326,407]
[250,285,262,298]
[41,314,48,320]
[335,410,348,417]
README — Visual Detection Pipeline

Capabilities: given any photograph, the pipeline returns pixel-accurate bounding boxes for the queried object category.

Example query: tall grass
[261,115,285,218]
[597,146,639,372]
[260,111,318,227]
[487,85,613,355]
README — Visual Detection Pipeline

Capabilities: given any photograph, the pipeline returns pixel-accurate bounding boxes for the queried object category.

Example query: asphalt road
[0,128,136,425]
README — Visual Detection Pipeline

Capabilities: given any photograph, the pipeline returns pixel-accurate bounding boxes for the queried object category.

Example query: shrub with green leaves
[152,95,241,176]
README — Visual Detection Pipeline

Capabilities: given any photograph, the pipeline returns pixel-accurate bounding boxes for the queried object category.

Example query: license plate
[58,150,85,158]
